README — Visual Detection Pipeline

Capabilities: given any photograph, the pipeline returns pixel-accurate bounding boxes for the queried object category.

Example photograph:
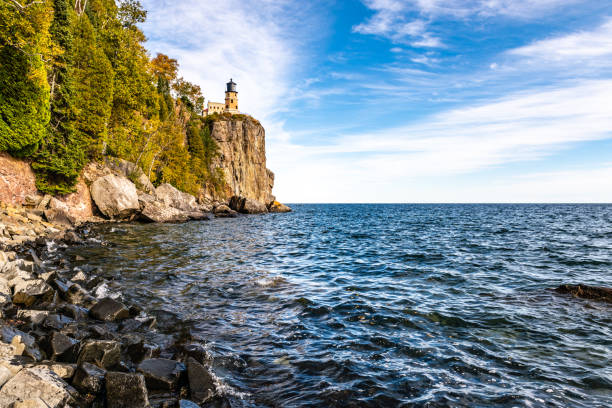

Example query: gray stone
[105,372,150,408]
[212,204,238,218]
[137,358,186,391]
[38,362,76,380]
[89,297,130,322]
[104,157,155,194]
[12,279,54,307]
[1,327,42,361]
[229,196,268,214]
[90,174,140,219]
[155,183,199,212]
[43,314,74,330]
[77,340,121,369]
[139,201,189,223]
[72,362,106,394]
[187,357,215,403]
[0,367,75,408]
[0,365,13,387]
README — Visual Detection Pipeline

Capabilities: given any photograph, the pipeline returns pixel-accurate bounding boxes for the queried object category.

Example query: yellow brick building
[205,79,240,115]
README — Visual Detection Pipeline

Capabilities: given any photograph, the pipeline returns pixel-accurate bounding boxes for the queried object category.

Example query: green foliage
[0,0,227,198]
[0,0,52,156]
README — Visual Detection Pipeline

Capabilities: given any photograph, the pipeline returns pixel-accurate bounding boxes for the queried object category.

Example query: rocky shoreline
[0,156,291,407]
[0,203,239,407]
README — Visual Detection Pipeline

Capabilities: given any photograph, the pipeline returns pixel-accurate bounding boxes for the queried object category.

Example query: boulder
[555,284,612,303]
[155,183,198,212]
[139,201,189,223]
[104,157,155,194]
[137,192,156,210]
[137,358,186,390]
[229,196,267,214]
[268,200,292,213]
[90,174,139,219]
[89,297,130,322]
[186,357,215,403]
[43,314,74,330]
[13,398,50,408]
[78,340,121,369]
[0,367,75,408]
[72,362,106,394]
[0,365,13,388]
[105,372,150,408]
[212,204,238,218]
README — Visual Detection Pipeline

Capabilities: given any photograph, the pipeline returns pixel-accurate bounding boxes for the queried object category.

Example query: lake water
[68,204,612,407]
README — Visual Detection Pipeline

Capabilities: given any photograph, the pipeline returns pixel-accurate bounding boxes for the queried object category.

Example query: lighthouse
[225,78,239,113]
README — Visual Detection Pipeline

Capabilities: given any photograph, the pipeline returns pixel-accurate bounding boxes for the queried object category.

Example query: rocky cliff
[209,117,275,205]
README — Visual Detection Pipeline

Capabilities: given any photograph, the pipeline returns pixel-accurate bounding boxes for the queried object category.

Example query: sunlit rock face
[209,117,275,206]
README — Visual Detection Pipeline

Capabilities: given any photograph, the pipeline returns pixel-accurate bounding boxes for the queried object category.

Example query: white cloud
[273,80,612,202]
[509,18,612,61]
[353,0,590,47]
[140,0,316,127]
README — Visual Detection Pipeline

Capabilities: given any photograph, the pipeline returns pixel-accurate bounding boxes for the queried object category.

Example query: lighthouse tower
[225,78,239,113]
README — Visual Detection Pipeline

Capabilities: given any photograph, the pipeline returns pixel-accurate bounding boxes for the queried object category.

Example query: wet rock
[12,279,54,307]
[268,200,292,213]
[78,340,121,369]
[59,303,88,320]
[90,174,140,219]
[72,362,106,394]
[212,204,237,218]
[89,297,130,322]
[43,208,75,227]
[555,284,612,303]
[137,358,186,391]
[185,211,210,221]
[155,183,199,212]
[89,324,119,341]
[176,343,210,364]
[187,357,215,403]
[140,201,189,223]
[105,372,150,408]
[229,196,268,214]
[0,367,75,408]
[43,332,79,362]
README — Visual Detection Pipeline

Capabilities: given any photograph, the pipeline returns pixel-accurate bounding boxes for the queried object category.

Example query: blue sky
[140,0,612,203]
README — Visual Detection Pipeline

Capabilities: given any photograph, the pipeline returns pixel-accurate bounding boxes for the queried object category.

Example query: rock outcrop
[209,117,275,206]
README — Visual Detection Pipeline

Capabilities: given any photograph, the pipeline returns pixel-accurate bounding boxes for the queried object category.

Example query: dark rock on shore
[72,362,106,394]
[137,358,186,391]
[106,371,150,408]
[78,340,121,369]
[187,357,215,403]
[89,297,130,322]
[229,195,268,214]
[555,284,612,303]
[213,204,238,218]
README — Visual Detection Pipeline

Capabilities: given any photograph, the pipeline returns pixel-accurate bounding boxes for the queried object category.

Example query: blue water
[71,204,612,407]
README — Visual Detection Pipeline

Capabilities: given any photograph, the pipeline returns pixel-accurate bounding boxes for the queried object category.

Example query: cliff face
[209,117,275,205]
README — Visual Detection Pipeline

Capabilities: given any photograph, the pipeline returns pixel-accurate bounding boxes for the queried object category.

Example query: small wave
[255,276,287,287]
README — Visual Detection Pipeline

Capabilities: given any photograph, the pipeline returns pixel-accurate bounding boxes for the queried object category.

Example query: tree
[151,53,178,83]
[173,77,204,114]
[0,0,52,156]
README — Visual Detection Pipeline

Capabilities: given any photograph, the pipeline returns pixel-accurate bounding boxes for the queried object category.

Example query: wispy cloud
[273,80,612,202]
[509,17,612,61]
[140,0,319,124]
[353,0,590,48]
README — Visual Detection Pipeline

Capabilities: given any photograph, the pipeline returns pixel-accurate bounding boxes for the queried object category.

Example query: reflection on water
[68,204,612,407]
